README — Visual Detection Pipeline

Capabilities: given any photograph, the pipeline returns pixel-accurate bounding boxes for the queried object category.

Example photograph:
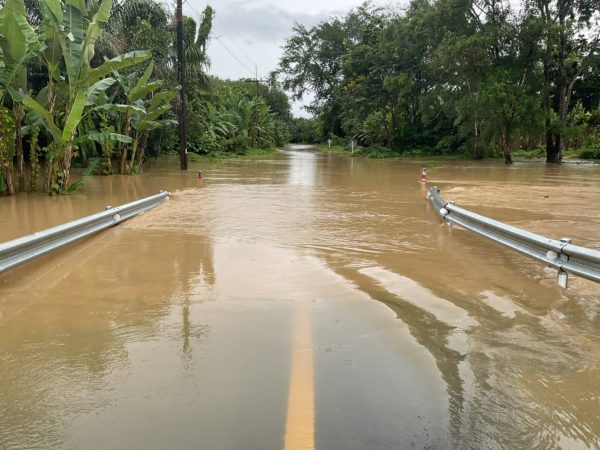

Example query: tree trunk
[60,142,74,192]
[44,160,52,192]
[13,104,25,191]
[1,167,15,195]
[546,133,561,163]
[136,132,150,172]
[501,126,513,164]
[548,4,569,164]
[120,114,131,174]
[30,130,40,191]
[0,107,16,195]
[541,18,559,164]
[129,139,139,173]
[474,121,482,159]
[44,83,59,193]
[411,73,419,128]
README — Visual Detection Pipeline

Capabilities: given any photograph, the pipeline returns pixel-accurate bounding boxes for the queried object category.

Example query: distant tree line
[279,1,600,163]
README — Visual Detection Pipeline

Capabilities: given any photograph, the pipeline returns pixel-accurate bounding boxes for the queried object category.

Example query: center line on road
[284,305,315,450]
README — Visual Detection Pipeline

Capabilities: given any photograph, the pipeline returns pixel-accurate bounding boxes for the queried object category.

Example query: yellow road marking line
[284,306,315,450]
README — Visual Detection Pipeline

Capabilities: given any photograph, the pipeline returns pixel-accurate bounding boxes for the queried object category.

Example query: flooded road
[1,146,599,449]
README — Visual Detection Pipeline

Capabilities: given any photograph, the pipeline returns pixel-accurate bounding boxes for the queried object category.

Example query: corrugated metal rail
[427,186,600,288]
[0,191,170,274]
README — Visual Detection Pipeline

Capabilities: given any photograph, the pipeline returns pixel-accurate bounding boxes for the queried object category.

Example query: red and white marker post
[420,168,427,183]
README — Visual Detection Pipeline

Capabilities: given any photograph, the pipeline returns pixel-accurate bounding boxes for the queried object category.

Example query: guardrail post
[557,238,572,289]
[445,201,454,226]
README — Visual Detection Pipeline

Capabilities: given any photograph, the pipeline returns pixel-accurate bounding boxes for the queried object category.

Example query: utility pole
[242,73,269,97]
[176,0,188,170]
[255,66,260,97]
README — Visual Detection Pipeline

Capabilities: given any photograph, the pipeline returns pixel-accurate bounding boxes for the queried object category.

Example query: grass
[512,148,546,159]
[317,143,471,160]
[319,142,600,162]
[513,147,600,161]
[245,147,278,158]
[571,147,600,160]
[318,144,397,158]
[317,144,353,154]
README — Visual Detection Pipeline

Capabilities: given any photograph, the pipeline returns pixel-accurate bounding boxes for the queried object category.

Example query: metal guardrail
[427,186,600,288]
[0,191,170,275]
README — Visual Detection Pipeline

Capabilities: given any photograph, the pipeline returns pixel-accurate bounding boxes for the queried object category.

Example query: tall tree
[526,0,600,162]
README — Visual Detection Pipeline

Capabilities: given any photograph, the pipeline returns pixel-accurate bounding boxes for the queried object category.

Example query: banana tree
[111,61,163,173]
[224,95,275,150]
[11,0,150,193]
[110,62,179,173]
[199,102,234,142]
[130,86,179,173]
[0,0,41,194]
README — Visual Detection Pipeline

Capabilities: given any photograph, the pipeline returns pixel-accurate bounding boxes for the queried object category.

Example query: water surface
[1,147,599,449]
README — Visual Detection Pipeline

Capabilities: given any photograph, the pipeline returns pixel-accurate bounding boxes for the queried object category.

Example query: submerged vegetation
[0,0,291,196]
[280,1,600,164]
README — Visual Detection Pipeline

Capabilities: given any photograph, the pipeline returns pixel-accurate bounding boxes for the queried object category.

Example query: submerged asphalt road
[1,146,599,449]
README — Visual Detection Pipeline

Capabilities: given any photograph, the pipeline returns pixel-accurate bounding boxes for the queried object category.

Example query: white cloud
[184,0,399,116]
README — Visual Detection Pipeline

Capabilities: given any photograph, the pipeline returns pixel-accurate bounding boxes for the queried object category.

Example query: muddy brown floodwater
[1,145,599,449]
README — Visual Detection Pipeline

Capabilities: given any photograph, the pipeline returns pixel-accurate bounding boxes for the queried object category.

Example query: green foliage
[361,110,393,147]
[0,0,41,103]
[278,0,600,162]
[0,107,16,194]
[186,78,290,156]
[3,0,151,194]
[0,107,16,165]
[0,0,290,196]
[110,61,180,173]
[512,148,546,159]
[110,0,172,73]
[356,146,398,158]
[67,180,85,192]
[0,172,6,194]
[83,158,101,176]
[196,131,220,155]
[578,148,600,160]
[289,118,320,144]
[97,115,115,174]
[186,151,205,162]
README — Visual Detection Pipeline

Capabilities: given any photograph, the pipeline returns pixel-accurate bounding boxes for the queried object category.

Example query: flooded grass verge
[186,146,279,162]
[317,143,600,163]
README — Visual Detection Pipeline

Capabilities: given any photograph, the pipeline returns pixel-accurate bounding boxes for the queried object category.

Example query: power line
[214,14,257,68]
[185,2,257,78]
[214,36,256,76]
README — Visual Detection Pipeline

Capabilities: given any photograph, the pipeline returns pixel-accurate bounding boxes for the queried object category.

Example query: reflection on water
[286,149,317,187]
[1,148,600,448]
[0,230,214,448]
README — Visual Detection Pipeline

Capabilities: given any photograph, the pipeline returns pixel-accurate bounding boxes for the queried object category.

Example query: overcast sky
[183,0,404,117]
